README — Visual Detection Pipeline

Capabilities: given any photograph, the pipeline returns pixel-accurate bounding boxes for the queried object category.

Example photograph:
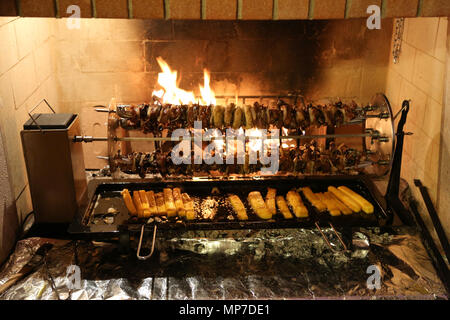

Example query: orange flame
[152,57,216,106]
[199,69,216,106]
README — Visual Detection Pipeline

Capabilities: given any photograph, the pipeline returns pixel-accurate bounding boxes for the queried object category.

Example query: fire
[152,57,216,106]
[282,127,295,149]
[247,128,263,152]
[199,69,216,106]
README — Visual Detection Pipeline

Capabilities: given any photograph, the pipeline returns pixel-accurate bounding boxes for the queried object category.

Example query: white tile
[84,19,112,40]
[385,68,402,112]
[406,17,439,56]
[422,97,443,141]
[398,79,427,128]
[14,18,37,60]
[34,39,54,85]
[33,18,52,46]
[0,17,18,27]
[79,40,144,73]
[54,39,81,74]
[390,42,416,82]
[434,17,448,63]
[11,53,38,109]
[0,22,19,75]
[413,50,445,104]
[41,75,60,112]
[411,127,433,174]
[0,72,15,111]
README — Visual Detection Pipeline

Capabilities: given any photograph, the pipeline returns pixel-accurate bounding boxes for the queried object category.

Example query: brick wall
[385,17,449,239]
[1,0,449,19]
[0,17,60,227]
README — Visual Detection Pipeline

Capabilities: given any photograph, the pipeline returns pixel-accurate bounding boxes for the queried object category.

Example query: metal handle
[414,179,450,264]
[27,99,56,133]
[136,224,157,260]
[314,222,348,252]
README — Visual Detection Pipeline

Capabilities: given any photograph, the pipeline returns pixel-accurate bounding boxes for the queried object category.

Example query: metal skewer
[74,131,388,143]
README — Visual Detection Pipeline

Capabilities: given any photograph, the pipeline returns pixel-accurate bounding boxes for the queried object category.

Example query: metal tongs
[136,224,158,260]
[311,208,348,252]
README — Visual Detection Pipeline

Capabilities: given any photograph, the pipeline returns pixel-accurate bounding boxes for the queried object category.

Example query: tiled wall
[385,17,448,237]
[0,17,60,225]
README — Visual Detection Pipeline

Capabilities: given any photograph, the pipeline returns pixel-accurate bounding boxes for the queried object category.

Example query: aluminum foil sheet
[0,227,447,300]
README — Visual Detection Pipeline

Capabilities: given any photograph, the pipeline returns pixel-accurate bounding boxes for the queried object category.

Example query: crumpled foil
[0,227,447,300]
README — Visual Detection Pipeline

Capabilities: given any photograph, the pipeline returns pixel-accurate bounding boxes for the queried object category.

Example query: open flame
[199,69,216,106]
[152,57,216,106]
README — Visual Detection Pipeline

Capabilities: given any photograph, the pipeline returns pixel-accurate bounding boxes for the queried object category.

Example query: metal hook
[136,224,157,260]
[328,222,348,251]
[27,99,56,133]
[393,100,410,120]
[315,222,337,252]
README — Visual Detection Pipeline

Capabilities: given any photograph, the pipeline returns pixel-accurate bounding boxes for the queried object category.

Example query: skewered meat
[232,105,243,129]
[243,105,254,129]
[115,99,360,134]
[224,103,235,127]
[211,105,224,129]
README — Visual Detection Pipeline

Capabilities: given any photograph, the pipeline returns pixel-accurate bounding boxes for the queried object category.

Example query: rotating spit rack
[75,92,396,179]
